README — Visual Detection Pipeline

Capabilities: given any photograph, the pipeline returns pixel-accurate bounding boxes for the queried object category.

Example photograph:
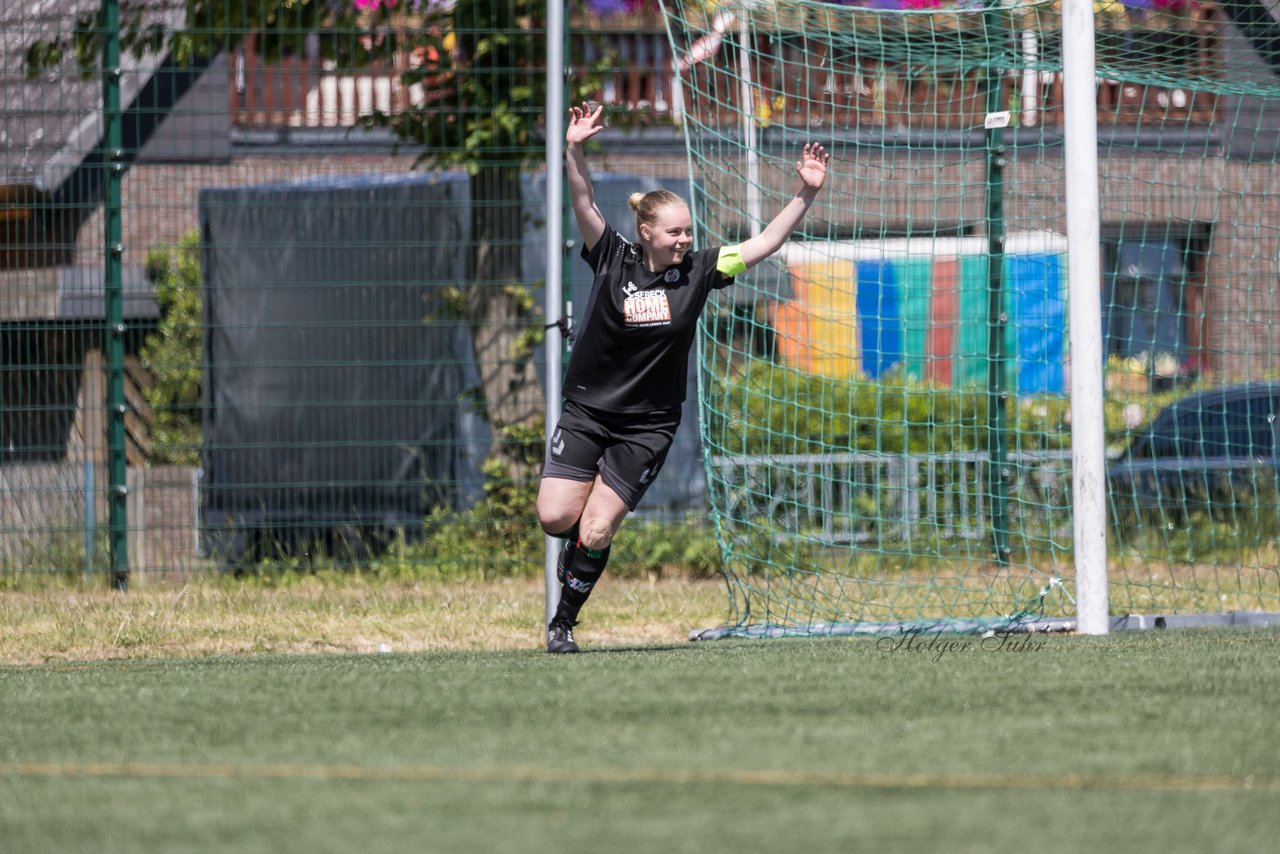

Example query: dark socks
[554,543,611,625]
[553,523,579,584]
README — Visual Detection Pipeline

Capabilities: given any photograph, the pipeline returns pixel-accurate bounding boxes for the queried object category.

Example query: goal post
[660,0,1280,638]
[1061,0,1109,634]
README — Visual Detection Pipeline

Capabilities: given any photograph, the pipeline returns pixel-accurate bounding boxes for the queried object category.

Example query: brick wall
[88,148,1280,380]
[73,153,422,266]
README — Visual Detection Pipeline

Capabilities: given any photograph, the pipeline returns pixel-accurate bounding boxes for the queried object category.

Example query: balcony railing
[229,18,1223,131]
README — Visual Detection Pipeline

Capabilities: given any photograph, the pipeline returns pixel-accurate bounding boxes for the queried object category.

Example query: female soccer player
[538,102,830,652]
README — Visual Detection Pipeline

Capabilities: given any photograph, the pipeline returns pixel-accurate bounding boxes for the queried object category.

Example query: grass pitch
[2,627,1278,853]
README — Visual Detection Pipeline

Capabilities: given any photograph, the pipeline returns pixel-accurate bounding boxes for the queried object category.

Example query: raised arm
[735,143,831,270]
[565,102,608,253]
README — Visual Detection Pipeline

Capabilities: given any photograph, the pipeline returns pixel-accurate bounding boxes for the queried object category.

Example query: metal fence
[3,1,1280,585]
[3,2,754,581]
[710,450,1076,548]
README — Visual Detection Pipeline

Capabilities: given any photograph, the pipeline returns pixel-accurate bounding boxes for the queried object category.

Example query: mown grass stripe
[3,761,1275,794]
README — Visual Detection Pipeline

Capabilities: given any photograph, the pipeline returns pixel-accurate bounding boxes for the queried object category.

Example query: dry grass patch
[0,574,730,665]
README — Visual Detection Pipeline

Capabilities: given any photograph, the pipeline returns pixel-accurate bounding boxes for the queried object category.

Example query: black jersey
[564,224,735,414]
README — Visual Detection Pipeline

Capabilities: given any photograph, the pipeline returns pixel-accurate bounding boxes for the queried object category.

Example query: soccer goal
[661,0,1280,638]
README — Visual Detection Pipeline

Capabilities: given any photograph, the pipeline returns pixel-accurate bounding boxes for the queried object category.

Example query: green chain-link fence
[0,0,682,581]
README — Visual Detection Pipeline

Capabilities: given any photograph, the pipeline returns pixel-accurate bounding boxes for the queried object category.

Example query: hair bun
[628,192,645,210]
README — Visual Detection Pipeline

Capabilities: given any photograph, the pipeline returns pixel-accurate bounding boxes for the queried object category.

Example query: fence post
[103,0,129,590]
[83,458,95,580]
[904,456,919,545]
[545,0,567,626]
[984,0,1012,566]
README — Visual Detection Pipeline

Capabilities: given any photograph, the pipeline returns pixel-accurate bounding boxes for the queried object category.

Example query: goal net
[663,0,1280,637]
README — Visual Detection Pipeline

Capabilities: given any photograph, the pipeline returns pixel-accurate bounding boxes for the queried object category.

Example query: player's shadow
[577,643,690,655]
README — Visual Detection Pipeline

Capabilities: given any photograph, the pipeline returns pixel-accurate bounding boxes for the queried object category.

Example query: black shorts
[541,400,682,511]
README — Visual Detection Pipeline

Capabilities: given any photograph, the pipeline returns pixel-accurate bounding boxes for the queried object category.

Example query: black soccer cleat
[546,619,580,654]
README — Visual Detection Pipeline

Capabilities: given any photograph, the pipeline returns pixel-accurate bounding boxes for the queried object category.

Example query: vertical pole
[84,457,95,580]
[103,0,129,590]
[738,16,761,237]
[1063,0,1110,634]
[545,0,566,626]
[983,1,1010,565]
[1021,30,1039,128]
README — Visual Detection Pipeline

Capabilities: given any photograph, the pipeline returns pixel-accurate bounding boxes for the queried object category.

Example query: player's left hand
[796,143,830,191]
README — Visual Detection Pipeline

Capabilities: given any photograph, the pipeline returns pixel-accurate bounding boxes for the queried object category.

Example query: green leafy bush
[707,361,1073,457]
[141,231,204,466]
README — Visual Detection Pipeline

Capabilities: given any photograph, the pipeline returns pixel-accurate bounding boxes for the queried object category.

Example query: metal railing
[709,450,1076,546]
[229,24,1223,130]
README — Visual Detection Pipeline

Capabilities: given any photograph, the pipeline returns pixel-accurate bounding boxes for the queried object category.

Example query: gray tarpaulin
[198,173,475,558]
[198,171,708,560]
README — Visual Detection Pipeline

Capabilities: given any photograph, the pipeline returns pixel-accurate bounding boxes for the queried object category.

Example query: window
[1102,227,1209,385]
[1104,237,1185,358]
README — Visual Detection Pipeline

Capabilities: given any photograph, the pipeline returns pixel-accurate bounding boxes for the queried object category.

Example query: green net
[664,0,1280,636]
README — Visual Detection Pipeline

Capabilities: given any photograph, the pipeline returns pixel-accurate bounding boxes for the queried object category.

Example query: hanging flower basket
[575,0,665,30]
[1094,0,1214,32]
[743,1,813,32]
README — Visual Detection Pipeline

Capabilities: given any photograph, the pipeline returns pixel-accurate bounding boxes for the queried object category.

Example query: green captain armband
[717,245,748,277]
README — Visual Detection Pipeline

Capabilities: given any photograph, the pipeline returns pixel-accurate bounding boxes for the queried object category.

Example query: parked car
[1108,383,1280,518]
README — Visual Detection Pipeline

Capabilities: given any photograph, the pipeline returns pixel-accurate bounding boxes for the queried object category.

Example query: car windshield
[1140,391,1279,458]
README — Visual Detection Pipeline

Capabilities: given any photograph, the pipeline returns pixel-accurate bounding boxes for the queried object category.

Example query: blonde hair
[628,190,686,241]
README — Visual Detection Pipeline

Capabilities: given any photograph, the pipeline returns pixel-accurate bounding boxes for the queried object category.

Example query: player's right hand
[567,101,605,146]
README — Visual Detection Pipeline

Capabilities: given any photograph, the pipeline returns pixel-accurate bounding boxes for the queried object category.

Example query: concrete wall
[0,463,199,577]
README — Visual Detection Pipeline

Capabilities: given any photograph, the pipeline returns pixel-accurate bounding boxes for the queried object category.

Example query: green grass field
[3,627,1279,853]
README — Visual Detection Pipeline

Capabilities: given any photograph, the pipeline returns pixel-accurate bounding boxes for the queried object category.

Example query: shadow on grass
[575,643,692,655]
